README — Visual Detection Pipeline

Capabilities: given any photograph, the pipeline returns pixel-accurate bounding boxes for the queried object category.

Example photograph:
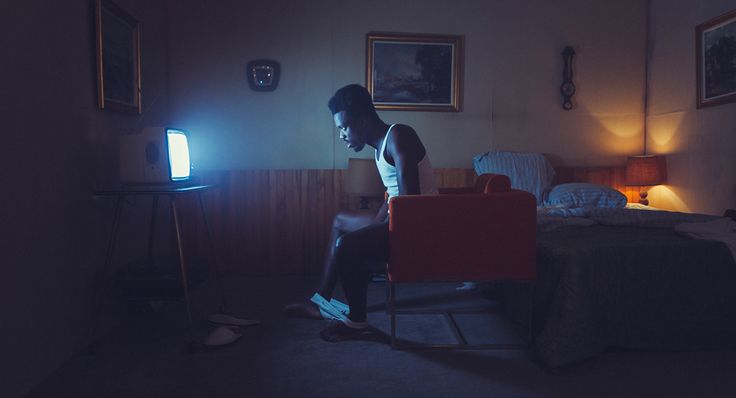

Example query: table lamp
[625,155,667,205]
[345,158,385,209]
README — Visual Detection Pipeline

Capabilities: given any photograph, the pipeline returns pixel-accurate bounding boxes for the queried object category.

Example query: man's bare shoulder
[385,124,424,163]
[387,124,420,146]
[390,124,418,136]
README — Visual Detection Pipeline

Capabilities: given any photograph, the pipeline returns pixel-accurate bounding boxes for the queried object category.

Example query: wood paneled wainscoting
[180,166,633,276]
[554,166,639,204]
[181,168,476,276]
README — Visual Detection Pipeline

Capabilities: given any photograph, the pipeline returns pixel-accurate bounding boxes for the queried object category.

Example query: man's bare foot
[320,322,378,343]
[283,301,322,320]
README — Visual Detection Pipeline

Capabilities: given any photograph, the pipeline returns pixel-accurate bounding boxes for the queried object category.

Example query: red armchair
[386,173,537,348]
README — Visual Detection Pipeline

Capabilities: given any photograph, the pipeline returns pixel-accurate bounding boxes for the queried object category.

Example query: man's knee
[332,211,350,230]
[332,210,370,232]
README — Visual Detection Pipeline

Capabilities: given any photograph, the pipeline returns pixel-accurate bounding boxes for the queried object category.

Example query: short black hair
[327,84,380,122]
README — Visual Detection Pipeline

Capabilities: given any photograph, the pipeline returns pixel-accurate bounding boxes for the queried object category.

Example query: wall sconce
[625,155,667,205]
[345,158,385,209]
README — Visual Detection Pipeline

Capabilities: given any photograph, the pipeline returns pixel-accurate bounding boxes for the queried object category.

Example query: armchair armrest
[474,173,511,193]
[387,190,536,282]
[437,174,512,195]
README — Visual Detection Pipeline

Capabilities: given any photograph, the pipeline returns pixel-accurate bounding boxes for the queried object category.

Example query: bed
[473,151,736,367]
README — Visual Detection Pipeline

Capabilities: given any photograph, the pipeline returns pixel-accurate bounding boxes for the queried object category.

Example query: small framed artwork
[95,0,141,114]
[696,9,736,108]
[366,32,464,112]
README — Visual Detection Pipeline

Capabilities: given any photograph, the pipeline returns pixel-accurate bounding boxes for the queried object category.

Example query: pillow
[546,183,627,208]
[472,151,556,205]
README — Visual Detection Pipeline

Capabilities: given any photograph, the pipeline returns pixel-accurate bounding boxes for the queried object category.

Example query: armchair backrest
[387,174,536,283]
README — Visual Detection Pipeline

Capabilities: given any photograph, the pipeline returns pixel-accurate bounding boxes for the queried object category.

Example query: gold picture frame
[95,0,141,114]
[366,32,464,112]
[696,9,736,109]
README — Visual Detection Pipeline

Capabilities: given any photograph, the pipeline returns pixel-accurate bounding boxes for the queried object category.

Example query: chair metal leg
[387,280,535,350]
[88,194,124,354]
[171,195,195,349]
[527,281,536,346]
[388,281,396,349]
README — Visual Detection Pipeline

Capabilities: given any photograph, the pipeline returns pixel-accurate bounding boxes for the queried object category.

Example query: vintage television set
[120,127,192,185]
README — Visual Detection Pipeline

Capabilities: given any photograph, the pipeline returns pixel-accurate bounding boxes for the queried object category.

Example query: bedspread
[503,224,736,368]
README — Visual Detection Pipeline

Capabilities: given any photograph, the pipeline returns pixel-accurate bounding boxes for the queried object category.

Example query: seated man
[284,84,437,340]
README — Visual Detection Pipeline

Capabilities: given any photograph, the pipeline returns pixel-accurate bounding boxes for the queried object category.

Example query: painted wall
[167,0,647,171]
[647,0,736,215]
[0,1,169,396]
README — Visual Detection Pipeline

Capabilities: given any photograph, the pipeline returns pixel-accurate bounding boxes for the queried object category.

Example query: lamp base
[638,189,649,206]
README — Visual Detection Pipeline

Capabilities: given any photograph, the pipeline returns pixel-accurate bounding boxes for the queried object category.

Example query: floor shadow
[321,324,552,394]
[366,288,490,312]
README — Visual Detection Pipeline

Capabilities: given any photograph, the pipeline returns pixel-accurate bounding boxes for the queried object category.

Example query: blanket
[503,223,736,368]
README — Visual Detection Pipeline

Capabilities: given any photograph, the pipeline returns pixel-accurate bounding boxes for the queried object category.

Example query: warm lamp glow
[648,185,691,213]
[647,112,684,150]
[345,158,385,208]
[625,155,667,205]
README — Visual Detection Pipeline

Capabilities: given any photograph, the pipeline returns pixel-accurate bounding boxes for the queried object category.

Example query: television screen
[166,128,191,181]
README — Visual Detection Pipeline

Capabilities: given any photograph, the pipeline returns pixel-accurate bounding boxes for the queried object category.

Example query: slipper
[208,313,261,327]
[456,282,477,291]
[310,293,348,321]
[329,298,350,315]
[203,326,242,347]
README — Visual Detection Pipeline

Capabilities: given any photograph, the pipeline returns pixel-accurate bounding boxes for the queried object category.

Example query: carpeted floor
[27,275,736,398]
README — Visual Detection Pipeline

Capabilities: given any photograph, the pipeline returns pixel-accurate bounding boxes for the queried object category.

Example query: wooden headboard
[554,166,638,203]
[431,166,639,203]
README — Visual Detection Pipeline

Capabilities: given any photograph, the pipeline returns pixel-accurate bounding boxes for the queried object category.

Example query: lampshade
[625,155,667,186]
[344,158,385,196]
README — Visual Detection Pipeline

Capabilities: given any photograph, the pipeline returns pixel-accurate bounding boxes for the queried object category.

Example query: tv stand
[90,184,227,352]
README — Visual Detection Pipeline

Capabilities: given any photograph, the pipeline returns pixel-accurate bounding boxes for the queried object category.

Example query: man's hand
[373,200,389,224]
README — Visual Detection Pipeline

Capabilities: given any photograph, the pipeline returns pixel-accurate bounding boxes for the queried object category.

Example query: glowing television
[120,127,192,185]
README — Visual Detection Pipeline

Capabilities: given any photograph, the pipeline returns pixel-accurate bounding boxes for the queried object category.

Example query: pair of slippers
[310,294,378,342]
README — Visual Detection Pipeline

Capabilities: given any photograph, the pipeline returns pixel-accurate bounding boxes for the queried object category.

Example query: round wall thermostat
[246,60,280,92]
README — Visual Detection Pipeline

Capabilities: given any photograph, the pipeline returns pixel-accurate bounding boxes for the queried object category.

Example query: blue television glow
[166,128,191,181]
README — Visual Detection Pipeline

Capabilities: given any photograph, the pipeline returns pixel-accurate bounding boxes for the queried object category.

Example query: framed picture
[95,0,141,114]
[696,9,736,108]
[366,32,463,112]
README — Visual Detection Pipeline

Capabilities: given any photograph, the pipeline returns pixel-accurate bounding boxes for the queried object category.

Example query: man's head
[328,84,380,152]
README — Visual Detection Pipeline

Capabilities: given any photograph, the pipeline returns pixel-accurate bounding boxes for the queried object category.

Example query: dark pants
[334,221,389,322]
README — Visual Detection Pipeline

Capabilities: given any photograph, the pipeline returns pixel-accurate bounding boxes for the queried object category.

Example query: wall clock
[246,59,280,92]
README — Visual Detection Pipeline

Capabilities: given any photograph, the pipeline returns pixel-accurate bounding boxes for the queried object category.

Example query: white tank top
[375,124,438,199]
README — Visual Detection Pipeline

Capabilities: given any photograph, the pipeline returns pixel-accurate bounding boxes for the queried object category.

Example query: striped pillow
[472,151,556,205]
[546,183,627,208]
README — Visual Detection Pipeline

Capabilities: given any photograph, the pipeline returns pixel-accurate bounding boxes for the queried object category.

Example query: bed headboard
[554,166,639,203]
